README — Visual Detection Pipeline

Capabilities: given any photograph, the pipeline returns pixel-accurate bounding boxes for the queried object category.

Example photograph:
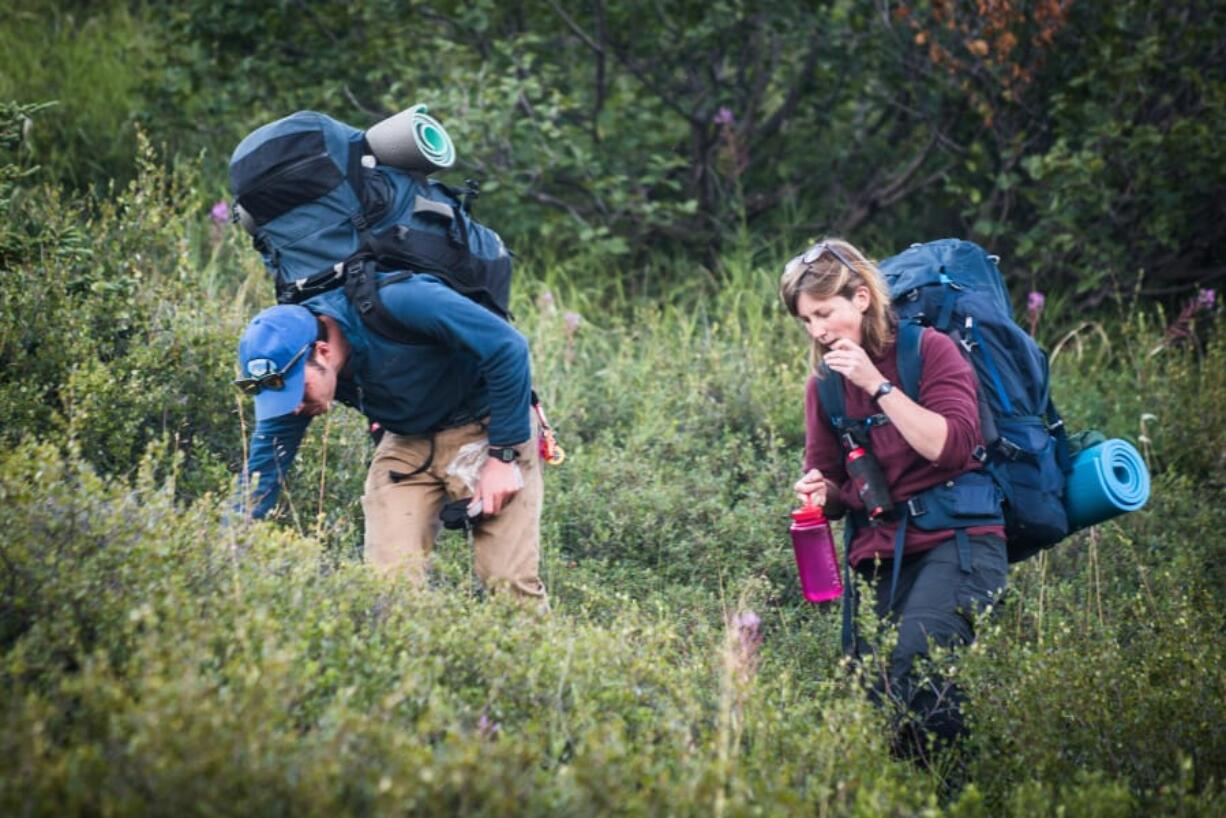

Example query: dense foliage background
[2,1,1225,815]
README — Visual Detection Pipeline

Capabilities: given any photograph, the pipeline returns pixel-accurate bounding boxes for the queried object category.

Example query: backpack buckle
[959,316,978,352]
[906,496,928,517]
[972,445,988,463]
[994,438,1023,461]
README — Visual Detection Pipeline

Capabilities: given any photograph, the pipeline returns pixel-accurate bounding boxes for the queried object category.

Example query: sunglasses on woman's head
[787,241,858,274]
[233,340,313,395]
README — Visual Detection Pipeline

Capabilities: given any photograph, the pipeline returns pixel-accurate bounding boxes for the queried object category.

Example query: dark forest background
[5,0,1223,303]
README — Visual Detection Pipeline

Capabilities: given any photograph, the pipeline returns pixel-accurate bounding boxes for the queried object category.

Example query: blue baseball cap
[236,305,318,420]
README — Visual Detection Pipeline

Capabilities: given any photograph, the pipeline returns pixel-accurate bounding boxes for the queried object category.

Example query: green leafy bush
[0,440,927,817]
[0,108,246,499]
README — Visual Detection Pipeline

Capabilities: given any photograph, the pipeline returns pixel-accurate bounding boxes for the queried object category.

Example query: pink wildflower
[1027,290,1045,337]
[210,200,231,225]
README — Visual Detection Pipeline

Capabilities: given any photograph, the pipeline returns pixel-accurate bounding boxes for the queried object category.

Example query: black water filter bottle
[842,433,893,520]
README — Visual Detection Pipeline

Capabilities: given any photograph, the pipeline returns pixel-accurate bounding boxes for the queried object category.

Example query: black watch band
[871,380,894,403]
[488,445,520,463]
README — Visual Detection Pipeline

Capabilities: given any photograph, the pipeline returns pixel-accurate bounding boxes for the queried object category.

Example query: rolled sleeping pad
[1063,439,1151,531]
[365,104,456,173]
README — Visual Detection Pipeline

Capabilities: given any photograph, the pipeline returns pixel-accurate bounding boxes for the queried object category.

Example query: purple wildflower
[477,713,500,740]
[1026,290,1046,337]
[1160,288,1217,350]
[733,609,760,634]
[562,311,582,364]
[210,200,231,225]
[713,106,735,127]
[536,291,556,316]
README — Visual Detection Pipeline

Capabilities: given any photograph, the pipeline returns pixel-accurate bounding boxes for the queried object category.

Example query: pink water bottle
[790,502,843,603]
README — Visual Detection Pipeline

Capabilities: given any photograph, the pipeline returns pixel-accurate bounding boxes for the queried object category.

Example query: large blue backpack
[228,111,514,339]
[880,239,1071,563]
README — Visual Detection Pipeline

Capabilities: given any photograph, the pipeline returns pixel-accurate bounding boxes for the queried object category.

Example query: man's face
[295,352,337,416]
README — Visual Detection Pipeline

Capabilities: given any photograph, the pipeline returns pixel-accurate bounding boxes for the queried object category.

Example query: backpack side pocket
[993,417,1070,562]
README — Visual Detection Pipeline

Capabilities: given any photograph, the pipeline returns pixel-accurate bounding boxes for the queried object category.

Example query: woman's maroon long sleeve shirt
[804,328,1006,567]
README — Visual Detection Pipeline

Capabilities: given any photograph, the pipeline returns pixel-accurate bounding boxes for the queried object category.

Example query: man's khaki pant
[360,418,546,600]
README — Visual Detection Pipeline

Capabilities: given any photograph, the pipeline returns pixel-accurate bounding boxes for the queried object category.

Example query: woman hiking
[780,238,1008,768]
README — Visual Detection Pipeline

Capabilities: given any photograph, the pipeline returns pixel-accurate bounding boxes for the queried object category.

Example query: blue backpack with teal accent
[228,111,513,338]
[880,239,1071,563]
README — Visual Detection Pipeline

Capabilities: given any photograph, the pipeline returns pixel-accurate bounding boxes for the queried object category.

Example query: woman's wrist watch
[870,380,895,403]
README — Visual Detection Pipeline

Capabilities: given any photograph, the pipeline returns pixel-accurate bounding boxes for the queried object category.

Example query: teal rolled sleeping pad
[1063,439,1151,531]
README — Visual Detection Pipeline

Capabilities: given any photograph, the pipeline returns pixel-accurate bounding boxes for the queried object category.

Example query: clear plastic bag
[445,440,523,517]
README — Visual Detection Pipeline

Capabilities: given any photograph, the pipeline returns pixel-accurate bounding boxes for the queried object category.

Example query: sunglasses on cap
[233,339,313,396]
[785,241,859,275]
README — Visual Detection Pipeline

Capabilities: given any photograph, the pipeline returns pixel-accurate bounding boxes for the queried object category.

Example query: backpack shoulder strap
[815,364,848,433]
[895,320,925,402]
[342,259,430,345]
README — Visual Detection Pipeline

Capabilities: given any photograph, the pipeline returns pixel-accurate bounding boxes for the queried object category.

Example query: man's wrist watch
[871,380,895,403]
[488,445,520,463]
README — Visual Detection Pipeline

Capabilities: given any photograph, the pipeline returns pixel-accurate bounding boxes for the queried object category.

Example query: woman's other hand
[794,468,828,506]
[823,338,886,395]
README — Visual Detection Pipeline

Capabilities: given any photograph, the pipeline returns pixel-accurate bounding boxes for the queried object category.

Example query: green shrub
[0,440,934,817]
[0,109,246,499]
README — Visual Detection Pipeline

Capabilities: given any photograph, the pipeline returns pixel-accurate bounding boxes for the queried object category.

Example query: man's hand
[475,456,524,516]
[822,338,887,395]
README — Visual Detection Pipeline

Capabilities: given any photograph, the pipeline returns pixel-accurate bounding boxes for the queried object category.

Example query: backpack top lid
[227,112,371,280]
[879,238,1052,420]
[880,238,1012,319]
[228,111,364,202]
